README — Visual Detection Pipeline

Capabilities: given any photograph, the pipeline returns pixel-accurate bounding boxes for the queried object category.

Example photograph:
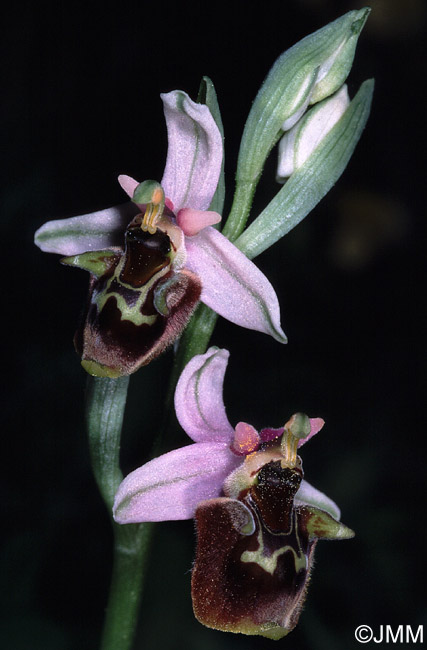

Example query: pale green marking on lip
[81,359,123,378]
[92,256,171,326]
[240,528,306,575]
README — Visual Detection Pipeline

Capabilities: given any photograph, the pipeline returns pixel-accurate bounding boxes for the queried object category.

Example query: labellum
[62,181,201,377]
[192,416,354,640]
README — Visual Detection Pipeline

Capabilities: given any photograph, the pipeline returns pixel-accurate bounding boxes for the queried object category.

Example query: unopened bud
[236,8,370,185]
[277,85,350,182]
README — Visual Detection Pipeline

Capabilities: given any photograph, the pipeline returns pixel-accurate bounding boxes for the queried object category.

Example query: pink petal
[160,90,223,212]
[113,442,240,523]
[259,426,284,443]
[260,418,324,447]
[231,422,261,456]
[298,417,325,447]
[177,208,221,236]
[295,479,341,520]
[34,203,138,255]
[117,174,139,199]
[185,227,287,343]
[174,347,235,444]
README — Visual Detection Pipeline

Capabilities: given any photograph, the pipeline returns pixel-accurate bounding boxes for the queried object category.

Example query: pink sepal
[113,441,240,523]
[174,347,235,444]
[295,479,341,520]
[161,90,223,212]
[185,227,287,343]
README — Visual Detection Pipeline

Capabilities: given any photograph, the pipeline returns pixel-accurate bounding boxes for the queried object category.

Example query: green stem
[85,376,154,650]
[172,304,219,382]
[100,522,153,650]
[220,179,257,242]
[86,376,129,509]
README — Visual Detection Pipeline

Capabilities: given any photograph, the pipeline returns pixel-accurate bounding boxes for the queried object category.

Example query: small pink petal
[118,174,139,198]
[231,421,261,456]
[259,426,284,443]
[177,208,221,236]
[298,417,325,448]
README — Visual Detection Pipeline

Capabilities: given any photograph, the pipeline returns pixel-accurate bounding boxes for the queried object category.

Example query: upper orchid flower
[113,347,354,639]
[35,91,286,377]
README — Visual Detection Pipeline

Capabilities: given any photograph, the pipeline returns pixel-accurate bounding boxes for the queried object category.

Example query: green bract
[221,8,371,243]
[236,8,370,186]
[235,79,374,260]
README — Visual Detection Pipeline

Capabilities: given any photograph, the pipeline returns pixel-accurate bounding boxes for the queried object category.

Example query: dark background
[2,0,426,649]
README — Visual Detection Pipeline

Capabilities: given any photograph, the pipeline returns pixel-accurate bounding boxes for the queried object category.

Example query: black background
[2,1,426,649]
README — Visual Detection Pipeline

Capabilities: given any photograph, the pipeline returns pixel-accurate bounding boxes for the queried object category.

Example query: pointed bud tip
[352,7,371,35]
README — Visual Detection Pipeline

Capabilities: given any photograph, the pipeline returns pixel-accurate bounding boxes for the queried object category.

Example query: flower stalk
[85,376,153,650]
[99,522,153,650]
[86,376,129,508]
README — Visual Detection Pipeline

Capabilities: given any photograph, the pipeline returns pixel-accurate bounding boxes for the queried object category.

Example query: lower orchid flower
[34,89,286,377]
[113,347,354,639]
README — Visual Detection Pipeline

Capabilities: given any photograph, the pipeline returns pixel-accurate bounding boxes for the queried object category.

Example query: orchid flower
[34,91,286,377]
[113,347,354,639]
